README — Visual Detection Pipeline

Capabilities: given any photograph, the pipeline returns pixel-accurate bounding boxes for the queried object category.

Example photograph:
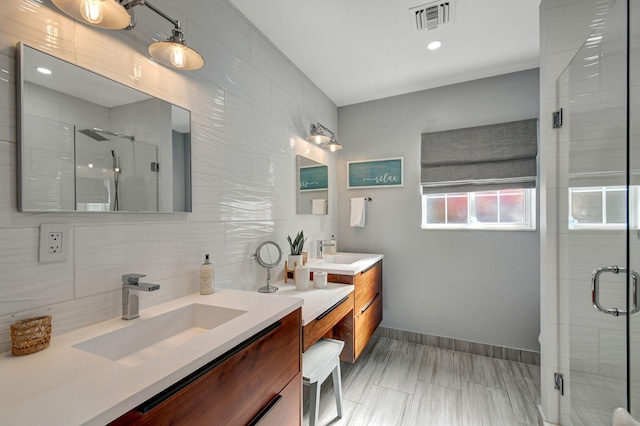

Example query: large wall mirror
[296,155,328,215]
[16,42,192,212]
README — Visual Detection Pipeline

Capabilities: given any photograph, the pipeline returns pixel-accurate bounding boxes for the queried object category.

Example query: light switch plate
[39,224,70,263]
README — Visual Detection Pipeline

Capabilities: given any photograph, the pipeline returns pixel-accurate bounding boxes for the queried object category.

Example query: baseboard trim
[373,326,540,365]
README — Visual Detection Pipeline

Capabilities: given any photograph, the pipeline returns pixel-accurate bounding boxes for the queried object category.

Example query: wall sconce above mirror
[306,122,343,152]
[297,155,328,215]
[17,42,192,213]
[50,0,204,70]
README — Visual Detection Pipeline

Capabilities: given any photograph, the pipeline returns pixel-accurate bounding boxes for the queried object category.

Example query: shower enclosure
[556,0,639,423]
[75,128,159,212]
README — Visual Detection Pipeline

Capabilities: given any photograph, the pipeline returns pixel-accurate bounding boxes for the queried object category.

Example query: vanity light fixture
[51,0,205,71]
[306,122,331,145]
[306,122,343,151]
[51,0,131,29]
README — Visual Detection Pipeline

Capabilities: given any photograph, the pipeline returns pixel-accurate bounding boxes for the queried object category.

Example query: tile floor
[302,336,540,426]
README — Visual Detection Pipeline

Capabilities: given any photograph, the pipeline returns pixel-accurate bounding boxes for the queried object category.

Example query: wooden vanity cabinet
[329,260,382,362]
[109,308,301,426]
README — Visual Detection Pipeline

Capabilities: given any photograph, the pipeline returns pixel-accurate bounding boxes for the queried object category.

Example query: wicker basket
[10,314,52,356]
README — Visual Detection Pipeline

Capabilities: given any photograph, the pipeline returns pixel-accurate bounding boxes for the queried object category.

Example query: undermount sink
[316,255,368,265]
[73,304,247,367]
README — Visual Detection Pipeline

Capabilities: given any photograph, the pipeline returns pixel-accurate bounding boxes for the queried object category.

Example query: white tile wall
[0,0,337,353]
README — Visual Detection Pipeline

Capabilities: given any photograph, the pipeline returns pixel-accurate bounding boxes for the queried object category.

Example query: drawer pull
[316,296,350,321]
[361,293,380,313]
[247,394,282,426]
[135,320,282,414]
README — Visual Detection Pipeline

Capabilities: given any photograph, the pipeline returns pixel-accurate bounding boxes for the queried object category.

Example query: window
[568,186,627,229]
[422,188,536,230]
[420,119,538,231]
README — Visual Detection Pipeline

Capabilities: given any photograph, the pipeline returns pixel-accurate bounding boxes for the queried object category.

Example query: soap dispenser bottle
[200,254,215,295]
[329,235,337,254]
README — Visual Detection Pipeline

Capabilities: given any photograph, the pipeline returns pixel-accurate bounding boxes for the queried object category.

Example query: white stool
[303,338,345,426]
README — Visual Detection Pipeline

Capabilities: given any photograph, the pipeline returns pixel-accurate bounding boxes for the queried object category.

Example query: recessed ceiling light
[427,40,442,50]
[36,67,52,75]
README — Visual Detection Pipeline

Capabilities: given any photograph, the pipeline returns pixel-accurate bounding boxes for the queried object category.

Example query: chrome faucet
[122,273,160,320]
[316,240,335,258]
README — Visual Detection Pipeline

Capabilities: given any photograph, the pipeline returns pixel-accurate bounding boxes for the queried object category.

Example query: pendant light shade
[325,137,343,152]
[51,0,131,29]
[148,28,204,71]
[306,123,331,144]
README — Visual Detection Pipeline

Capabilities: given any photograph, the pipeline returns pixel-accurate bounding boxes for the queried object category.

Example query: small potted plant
[286,230,307,269]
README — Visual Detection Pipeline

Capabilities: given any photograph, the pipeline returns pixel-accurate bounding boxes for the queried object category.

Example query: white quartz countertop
[0,289,302,426]
[273,283,354,326]
[306,252,383,275]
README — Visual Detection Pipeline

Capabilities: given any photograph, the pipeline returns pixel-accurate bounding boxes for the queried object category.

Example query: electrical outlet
[39,224,70,263]
[48,232,62,254]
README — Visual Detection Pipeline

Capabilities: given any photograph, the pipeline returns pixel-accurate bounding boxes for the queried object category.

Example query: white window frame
[421,188,536,230]
[568,186,631,230]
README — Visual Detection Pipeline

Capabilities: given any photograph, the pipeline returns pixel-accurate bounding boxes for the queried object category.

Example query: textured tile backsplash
[0,0,337,353]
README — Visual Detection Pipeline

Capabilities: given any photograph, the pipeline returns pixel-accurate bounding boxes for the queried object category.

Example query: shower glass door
[630,0,640,418]
[557,0,631,423]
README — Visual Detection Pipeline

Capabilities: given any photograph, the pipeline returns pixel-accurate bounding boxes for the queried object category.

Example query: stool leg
[309,382,321,426]
[332,361,343,418]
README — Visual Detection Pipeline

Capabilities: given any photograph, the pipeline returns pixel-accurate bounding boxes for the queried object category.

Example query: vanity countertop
[306,252,384,275]
[0,289,302,426]
[273,283,354,326]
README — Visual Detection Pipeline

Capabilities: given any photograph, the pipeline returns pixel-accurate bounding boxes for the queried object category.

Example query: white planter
[287,255,303,270]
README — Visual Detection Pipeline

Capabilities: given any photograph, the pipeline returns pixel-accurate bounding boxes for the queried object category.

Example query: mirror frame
[296,155,329,215]
[16,41,193,213]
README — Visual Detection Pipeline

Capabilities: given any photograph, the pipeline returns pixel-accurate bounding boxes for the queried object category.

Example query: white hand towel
[312,199,326,215]
[350,197,366,227]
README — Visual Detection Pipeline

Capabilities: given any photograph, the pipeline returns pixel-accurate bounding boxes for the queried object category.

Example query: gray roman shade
[421,119,538,194]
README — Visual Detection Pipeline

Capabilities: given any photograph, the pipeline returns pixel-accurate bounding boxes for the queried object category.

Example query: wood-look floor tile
[459,353,505,389]
[418,347,461,390]
[524,376,540,405]
[461,381,518,426]
[403,381,462,426]
[340,340,387,403]
[303,383,361,426]
[497,359,539,380]
[376,340,425,394]
[502,373,539,425]
[349,385,411,426]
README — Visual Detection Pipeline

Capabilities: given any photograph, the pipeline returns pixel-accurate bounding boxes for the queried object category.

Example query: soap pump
[200,254,215,295]
[329,235,337,254]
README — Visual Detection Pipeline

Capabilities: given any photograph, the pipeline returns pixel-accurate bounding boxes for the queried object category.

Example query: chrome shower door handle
[630,270,640,315]
[591,266,640,316]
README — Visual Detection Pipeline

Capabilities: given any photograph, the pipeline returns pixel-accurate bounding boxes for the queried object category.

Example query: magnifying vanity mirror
[16,42,192,213]
[253,240,283,293]
[296,155,328,215]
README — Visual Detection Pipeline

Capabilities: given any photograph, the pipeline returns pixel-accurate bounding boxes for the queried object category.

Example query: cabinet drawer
[354,261,382,312]
[303,292,354,352]
[110,309,301,426]
[355,293,382,359]
[251,373,301,426]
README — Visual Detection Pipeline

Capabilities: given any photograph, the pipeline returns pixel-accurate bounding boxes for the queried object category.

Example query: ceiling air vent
[409,1,452,32]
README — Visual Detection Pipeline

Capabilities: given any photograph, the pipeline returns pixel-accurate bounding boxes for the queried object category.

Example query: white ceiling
[229,0,541,107]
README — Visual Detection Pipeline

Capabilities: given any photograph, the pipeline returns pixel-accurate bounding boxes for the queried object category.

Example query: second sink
[73,304,247,367]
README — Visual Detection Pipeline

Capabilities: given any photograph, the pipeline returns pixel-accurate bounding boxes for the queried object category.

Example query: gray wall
[337,69,541,351]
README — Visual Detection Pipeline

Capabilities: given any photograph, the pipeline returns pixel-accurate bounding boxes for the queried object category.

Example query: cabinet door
[110,309,301,426]
[355,292,382,359]
[250,373,301,426]
[354,261,382,312]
